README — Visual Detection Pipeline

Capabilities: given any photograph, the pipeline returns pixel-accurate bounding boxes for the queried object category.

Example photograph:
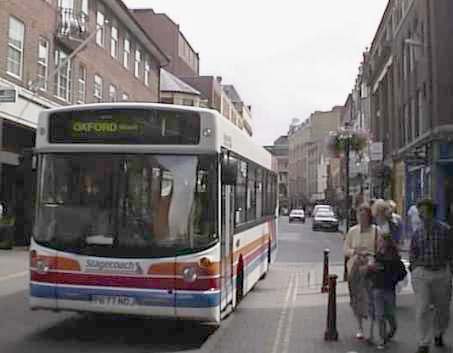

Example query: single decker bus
[30,103,278,323]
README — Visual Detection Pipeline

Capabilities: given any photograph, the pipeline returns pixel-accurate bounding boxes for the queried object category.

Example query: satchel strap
[374,225,378,255]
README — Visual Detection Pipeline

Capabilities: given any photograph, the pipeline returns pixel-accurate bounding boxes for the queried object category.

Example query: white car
[312,205,333,217]
[312,210,339,232]
[289,209,305,223]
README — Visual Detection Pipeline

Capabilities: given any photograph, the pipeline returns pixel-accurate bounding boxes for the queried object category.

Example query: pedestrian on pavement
[367,234,407,349]
[344,203,380,340]
[407,203,422,239]
[410,198,453,353]
[372,199,403,245]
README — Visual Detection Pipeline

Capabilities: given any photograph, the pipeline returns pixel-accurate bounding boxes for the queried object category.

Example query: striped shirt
[409,220,453,270]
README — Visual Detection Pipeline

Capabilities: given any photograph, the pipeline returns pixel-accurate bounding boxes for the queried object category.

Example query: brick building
[0,0,168,236]
[132,8,199,78]
[133,8,253,136]
[366,0,453,223]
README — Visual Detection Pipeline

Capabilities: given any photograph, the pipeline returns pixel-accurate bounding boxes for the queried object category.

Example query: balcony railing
[56,7,89,44]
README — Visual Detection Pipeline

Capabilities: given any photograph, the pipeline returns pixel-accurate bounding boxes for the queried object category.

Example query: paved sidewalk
[290,263,453,353]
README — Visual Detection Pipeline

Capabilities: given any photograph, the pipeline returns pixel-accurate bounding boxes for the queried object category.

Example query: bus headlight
[183,267,198,283]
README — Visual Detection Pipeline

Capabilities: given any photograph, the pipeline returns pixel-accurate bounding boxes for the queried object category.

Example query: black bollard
[321,249,330,293]
[324,274,339,341]
[343,256,349,282]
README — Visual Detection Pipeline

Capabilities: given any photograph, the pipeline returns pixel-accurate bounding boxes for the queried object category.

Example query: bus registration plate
[92,295,136,306]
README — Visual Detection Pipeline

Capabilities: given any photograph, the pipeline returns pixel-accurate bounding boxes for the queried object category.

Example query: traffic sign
[0,87,16,103]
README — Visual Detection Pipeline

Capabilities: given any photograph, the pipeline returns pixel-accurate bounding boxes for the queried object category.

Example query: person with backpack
[367,234,407,350]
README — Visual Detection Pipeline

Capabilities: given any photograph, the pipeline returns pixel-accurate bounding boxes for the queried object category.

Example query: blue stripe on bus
[30,283,220,308]
[245,248,268,276]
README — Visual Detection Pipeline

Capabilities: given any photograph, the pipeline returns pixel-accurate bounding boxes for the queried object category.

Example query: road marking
[280,272,299,353]
[0,271,28,282]
[270,273,295,353]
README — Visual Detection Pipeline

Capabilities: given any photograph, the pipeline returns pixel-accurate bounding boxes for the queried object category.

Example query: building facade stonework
[288,106,343,207]
[365,0,453,224]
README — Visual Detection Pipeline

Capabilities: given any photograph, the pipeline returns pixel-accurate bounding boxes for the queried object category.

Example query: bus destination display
[48,109,200,145]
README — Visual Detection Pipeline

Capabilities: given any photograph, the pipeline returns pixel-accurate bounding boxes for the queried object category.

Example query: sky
[125,0,389,146]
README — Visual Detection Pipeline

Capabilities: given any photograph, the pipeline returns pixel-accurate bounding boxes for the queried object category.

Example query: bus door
[220,184,234,309]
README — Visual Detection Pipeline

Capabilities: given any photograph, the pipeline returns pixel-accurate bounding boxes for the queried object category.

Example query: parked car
[289,209,305,223]
[312,205,333,217]
[312,210,339,232]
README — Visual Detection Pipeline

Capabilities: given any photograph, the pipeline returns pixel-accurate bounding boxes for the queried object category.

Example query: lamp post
[345,136,351,232]
[338,122,353,233]
[339,123,353,282]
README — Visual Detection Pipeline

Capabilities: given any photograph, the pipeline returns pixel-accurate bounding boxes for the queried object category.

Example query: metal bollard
[324,274,339,341]
[321,249,330,293]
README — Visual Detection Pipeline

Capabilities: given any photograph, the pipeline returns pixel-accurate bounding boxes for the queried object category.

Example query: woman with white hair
[372,199,403,245]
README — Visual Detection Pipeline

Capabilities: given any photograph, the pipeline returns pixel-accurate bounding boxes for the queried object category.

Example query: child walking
[367,234,407,349]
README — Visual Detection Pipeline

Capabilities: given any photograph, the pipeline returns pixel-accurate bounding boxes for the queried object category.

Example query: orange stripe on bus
[30,255,81,271]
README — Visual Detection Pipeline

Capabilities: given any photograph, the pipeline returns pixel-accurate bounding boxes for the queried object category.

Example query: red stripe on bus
[30,272,220,291]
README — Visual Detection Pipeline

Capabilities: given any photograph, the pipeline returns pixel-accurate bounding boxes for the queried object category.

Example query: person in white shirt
[407,204,422,238]
[344,204,380,340]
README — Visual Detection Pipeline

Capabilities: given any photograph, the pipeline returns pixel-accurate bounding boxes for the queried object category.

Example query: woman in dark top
[367,235,407,350]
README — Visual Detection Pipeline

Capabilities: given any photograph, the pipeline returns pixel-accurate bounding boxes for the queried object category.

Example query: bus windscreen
[48,108,200,145]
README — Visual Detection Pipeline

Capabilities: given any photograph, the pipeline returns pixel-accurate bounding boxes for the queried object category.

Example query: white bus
[29,103,278,323]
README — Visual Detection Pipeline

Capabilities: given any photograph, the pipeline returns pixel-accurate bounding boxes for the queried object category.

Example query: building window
[404,104,410,144]
[182,99,194,106]
[54,49,71,101]
[77,64,86,104]
[110,23,118,59]
[144,59,150,86]
[412,97,418,139]
[7,17,25,78]
[123,36,130,69]
[94,74,103,102]
[81,0,88,14]
[96,8,105,47]
[134,48,141,78]
[418,89,424,134]
[108,84,117,102]
[122,93,129,101]
[37,38,49,90]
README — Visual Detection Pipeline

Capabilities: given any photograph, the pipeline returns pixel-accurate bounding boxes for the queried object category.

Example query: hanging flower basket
[325,128,370,158]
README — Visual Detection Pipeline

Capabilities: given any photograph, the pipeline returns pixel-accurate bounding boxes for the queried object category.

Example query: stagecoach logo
[85,260,144,275]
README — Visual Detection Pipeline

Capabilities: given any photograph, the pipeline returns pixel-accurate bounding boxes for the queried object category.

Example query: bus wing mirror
[222,162,237,186]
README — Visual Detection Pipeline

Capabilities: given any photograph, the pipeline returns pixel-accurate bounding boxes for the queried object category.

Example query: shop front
[436,142,453,225]
[0,82,59,245]
[392,160,405,215]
